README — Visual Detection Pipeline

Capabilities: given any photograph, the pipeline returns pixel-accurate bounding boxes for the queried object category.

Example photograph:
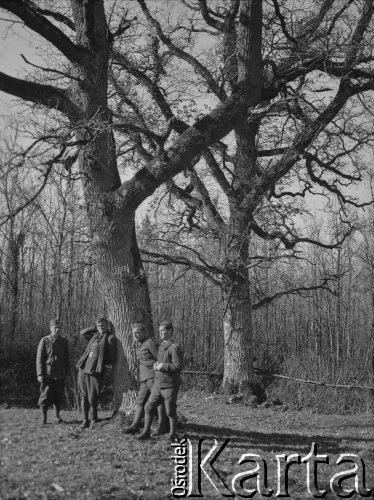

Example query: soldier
[36,318,70,425]
[138,321,183,441]
[124,322,166,434]
[76,317,117,429]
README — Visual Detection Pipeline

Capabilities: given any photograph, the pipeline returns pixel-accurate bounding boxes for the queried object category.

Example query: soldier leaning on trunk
[76,317,117,429]
[36,318,70,425]
[123,322,167,435]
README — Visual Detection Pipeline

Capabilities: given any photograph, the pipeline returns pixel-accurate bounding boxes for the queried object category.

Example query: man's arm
[148,338,159,360]
[36,338,46,381]
[80,324,97,341]
[159,345,183,374]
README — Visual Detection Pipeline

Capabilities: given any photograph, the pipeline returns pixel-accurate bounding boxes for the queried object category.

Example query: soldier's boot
[79,400,89,429]
[137,411,153,440]
[124,405,143,434]
[152,404,168,436]
[90,404,99,428]
[168,416,178,441]
[54,404,62,423]
[41,406,48,425]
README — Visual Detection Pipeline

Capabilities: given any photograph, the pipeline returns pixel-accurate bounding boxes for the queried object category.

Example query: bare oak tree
[129,0,374,397]
[0,0,266,410]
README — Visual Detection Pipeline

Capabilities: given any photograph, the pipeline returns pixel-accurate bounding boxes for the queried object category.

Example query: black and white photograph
[0,0,373,498]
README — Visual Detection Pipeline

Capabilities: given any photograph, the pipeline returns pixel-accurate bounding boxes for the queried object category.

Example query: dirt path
[1,392,373,499]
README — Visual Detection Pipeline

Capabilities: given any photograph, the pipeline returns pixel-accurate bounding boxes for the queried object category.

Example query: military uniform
[77,326,117,415]
[145,340,183,419]
[124,336,167,434]
[136,338,159,405]
[36,334,70,409]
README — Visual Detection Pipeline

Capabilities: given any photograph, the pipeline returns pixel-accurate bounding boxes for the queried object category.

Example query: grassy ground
[1,391,373,499]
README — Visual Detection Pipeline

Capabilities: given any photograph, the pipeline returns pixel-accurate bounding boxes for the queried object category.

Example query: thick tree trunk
[93,218,153,414]
[222,274,254,398]
[78,139,154,414]
[218,0,263,399]
[64,0,155,416]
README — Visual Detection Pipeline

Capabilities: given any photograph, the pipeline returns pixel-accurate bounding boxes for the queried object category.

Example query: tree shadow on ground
[182,423,373,455]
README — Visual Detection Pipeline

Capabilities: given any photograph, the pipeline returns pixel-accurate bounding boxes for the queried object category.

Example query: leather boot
[168,416,178,441]
[41,406,47,425]
[137,411,153,440]
[54,404,62,423]
[79,400,89,429]
[90,404,99,428]
[152,404,168,435]
[124,405,144,434]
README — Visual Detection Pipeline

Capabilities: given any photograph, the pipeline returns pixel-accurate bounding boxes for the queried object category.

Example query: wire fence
[184,368,374,391]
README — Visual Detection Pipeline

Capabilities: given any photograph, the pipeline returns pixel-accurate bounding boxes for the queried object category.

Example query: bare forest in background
[1,161,373,413]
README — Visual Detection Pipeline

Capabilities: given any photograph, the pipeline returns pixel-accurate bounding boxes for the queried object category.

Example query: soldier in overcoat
[124,322,166,434]
[36,318,70,424]
[76,317,117,429]
[138,321,183,441]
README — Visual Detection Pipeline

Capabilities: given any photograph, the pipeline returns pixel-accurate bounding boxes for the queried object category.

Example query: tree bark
[219,0,262,397]
[222,271,254,398]
[93,218,153,413]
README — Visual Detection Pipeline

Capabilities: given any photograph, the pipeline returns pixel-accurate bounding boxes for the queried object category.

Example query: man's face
[50,325,61,337]
[132,327,147,342]
[159,325,173,341]
[96,321,108,334]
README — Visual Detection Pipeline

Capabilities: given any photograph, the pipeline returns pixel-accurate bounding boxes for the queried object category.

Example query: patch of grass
[1,392,373,499]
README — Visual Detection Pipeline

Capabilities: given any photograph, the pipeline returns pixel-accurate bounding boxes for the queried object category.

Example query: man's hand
[154,362,163,371]
[37,375,44,383]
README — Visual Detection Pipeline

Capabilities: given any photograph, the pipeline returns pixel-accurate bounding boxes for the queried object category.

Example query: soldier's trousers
[144,384,180,417]
[135,378,154,406]
[77,369,103,406]
[38,378,65,408]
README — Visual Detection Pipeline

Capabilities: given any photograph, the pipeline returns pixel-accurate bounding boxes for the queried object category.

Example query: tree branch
[252,276,337,310]
[197,0,224,30]
[141,248,222,286]
[0,71,80,118]
[271,0,297,44]
[343,0,374,71]
[0,144,68,227]
[305,156,372,208]
[188,169,225,228]
[262,79,354,191]
[32,5,75,31]
[250,218,355,250]
[0,0,87,65]
[137,0,226,101]
[203,149,236,199]
[117,89,251,210]
[20,54,82,82]
[305,152,362,183]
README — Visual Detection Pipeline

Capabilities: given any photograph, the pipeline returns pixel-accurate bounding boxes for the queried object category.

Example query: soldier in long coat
[76,317,117,429]
[36,318,70,424]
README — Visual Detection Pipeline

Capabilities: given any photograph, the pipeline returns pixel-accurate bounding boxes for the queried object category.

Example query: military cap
[159,320,173,330]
